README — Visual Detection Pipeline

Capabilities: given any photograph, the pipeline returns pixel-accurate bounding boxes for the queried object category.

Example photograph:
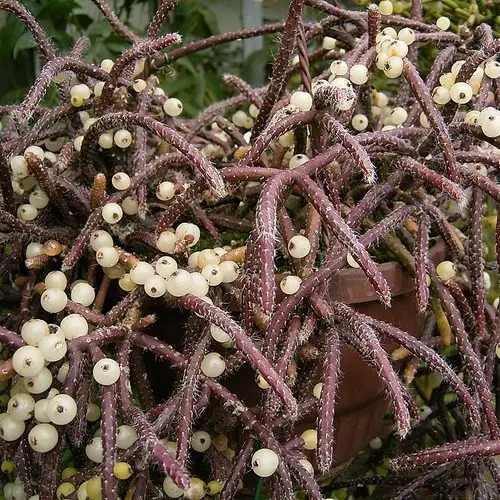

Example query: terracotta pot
[143,241,446,467]
[309,240,446,465]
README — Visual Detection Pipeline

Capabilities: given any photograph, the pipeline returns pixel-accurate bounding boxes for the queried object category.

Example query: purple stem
[415,211,430,312]
[180,294,298,418]
[402,59,458,182]
[176,328,210,468]
[251,0,304,140]
[81,112,226,198]
[317,326,341,472]
[468,188,487,341]
[115,341,190,489]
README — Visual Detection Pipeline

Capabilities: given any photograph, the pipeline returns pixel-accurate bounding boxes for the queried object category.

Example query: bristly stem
[415,211,430,312]
[181,294,298,418]
[147,0,179,39]
[402,59,459,182]
[468,187,487,341]
[0,0,56,61]
[251,0,304,140]
[89,0,139,43]
[317,326,341,472]
[176,327,210,468]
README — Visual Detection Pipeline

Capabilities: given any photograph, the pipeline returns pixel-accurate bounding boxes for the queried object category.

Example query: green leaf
[13,32,36,59]
[199,5,219,35]
[87,18,112,38]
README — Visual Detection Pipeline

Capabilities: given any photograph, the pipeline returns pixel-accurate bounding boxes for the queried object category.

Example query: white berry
[12,346,45,377]
[60,314,88,340]
[201,353,226,377]
[116,425,137,449]
[17,204,38,222]
[47,394,77,425]
[383,56,403,78]
[210,324,231,343]
[85,437,103,463]
[398,28,415,44]
[93,358,120,385]
[90,230,113,251]
[289,154,309,169]
[96,246,119,268]
[156,181,176,201]
[485,61,500,79]
[201,264,223,286]
[7,393,35,421]
[44,271,67,290]
[111,172,131,190]
[349,64,369,85]
[0,414,25,441]
[10,156,29,179]
[189,272,209,298]
[102,202,123,224]
[432,86,451,105]
[290,91,313,111]
[144,275,167,298]
[352,114,368,131]
[436,16,450,30]
[219,261,239,283]
[21,319,49,346]
[71,282,95,307]
[329,60,348,76]
[191,430,211,452]
[450,82,472,104]
[280,275,302,295]
[121,196,139,215]
[156,256,178,279]
[114,130,133,148]
[164,98,183,117]
[38,335,67,362]
[251,448,279,477]
[288,235,311,258]
[157,231,178,253]
[130,261,155,285]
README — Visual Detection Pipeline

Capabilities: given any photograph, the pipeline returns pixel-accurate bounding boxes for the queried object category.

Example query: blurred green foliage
[0,0,288,116]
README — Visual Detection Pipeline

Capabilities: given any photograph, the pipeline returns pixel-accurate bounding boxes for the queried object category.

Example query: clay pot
[311,240,446,464]
[143,241,446,467]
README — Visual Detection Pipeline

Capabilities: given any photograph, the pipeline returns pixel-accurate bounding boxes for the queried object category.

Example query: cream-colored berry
[352,114,369,131]
[113,130,133,148]
[290,91,313,111]
[251,448,279,477]
[378,0,393,15]
[349,64,369,85]
[436,16,450,30]
[432,86,451,105]
[449,82,472,104]
[102,203,123,224]
[329,60,348,76]
[398,28,415,45]
[301,429,318,449]
[485,61,500,79]
[111,172,131,190]
[163,98,183,117]
[383,56,403,78]
[436,260,456,280]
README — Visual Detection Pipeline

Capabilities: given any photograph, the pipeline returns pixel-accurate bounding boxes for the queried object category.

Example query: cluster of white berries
[10,146,52,222]
[473,107,500,139]
[278,235,311,295]
[90,223,240,302]
[375,27,412,79]
[162,433,238,498]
